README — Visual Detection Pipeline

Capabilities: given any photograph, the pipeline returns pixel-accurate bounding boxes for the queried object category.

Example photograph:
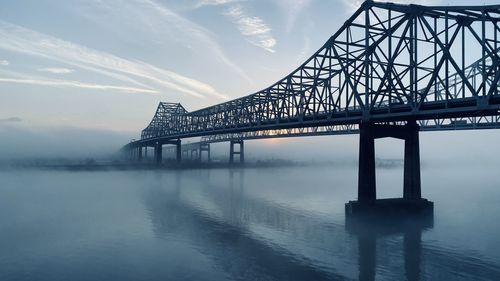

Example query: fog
[2,119,500,167]
[0,121,131,161]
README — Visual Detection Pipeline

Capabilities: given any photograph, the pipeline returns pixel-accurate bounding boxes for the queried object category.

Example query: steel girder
[141,102,187,139]
[137,1,500,146]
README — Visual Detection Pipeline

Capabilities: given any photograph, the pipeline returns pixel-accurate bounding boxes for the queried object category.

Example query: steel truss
[137,1,500,146]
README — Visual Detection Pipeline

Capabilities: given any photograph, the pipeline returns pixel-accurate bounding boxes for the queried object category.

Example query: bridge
[124,1,500,214]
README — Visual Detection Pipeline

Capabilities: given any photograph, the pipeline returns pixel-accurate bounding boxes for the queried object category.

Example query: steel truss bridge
[125,1,500,212]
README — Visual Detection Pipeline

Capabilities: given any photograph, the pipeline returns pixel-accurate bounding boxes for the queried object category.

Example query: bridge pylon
[229,140,244,164]
[154,139,182,165]
[176,140,182,163]
[347,120,433,215]
[155,142,162,165]
[190,149,197,160]
[199,143,211,162]
[138,146,143,162]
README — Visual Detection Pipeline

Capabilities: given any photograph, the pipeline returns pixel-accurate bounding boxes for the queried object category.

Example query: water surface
[0,165,499,280]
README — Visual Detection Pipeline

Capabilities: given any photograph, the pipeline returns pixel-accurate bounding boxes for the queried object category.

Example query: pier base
[345,198,433,217]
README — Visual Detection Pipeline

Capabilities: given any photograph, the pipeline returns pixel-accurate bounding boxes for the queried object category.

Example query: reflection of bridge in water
[126,1,500,211]
[144,170,500,280]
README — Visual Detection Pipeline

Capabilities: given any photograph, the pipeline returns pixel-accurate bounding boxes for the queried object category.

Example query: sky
[1,0,500,160]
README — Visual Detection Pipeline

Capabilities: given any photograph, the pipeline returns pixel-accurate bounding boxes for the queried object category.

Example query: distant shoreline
[0,157,403,171]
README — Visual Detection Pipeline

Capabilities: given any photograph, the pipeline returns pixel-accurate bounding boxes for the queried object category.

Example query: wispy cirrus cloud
[38,67,75,74]
[0,60,9,66]
[224,5,277,53]
[0,20,228,99]
[189,0,277,52]
[195,0,244,8]
[0,77,159,94]
[76,0,251,85]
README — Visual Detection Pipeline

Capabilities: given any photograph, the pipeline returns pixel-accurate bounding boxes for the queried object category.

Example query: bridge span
[124,1,500,214]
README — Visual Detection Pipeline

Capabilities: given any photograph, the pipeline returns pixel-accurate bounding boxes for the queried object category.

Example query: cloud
[0,77,159,94]
[0,20,228,99]
[78,0,251,85]
[224,5,277,53]
[142,0,252,85]
[0,60,9,66]
[38,67,75,74]
[195,0,244,8]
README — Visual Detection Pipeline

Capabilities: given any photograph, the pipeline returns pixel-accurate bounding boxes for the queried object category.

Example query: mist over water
[1,163,500,280]
[3,119,500,164]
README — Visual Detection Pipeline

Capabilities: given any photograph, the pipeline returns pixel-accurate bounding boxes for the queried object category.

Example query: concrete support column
[229,140,244,164]
[155,142,162,165]
[176,139,182,163]
[207,145,211,162]
[403,121,421,200]
[240,141,245,163]
[199,143,211,162]
[229,141,235,163]
[193,149,199,160]
[138,146,143,162]
[358,122,376,204]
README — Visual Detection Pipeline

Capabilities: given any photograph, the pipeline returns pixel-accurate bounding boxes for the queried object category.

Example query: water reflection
[145,170,342,281]
[145,168,500,280]
[346,213,433,281]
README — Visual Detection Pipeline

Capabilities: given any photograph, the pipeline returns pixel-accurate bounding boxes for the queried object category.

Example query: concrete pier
[176,140,182,163]
[346,121,433,216]
[155,142,162,165]
[358,122,376,204]
[199,143,211,162]
[229,140,244,164]
[153,139,182,165]
[138,146,143,162]
[404,121,421,200]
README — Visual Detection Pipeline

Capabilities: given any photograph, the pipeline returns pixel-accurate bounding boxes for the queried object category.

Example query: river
[0,164,499,280]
